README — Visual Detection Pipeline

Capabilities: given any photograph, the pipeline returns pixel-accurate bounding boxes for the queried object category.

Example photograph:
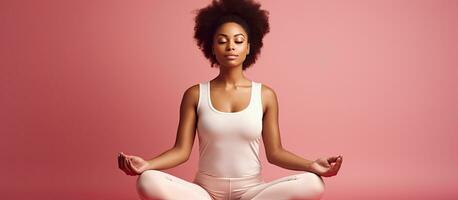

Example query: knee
[296,172,325,200]
[137,170,164,188]
[136,170,167,199]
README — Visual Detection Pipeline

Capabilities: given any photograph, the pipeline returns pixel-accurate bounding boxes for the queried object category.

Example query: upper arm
[261,84,284,163]
[173,84,199,160]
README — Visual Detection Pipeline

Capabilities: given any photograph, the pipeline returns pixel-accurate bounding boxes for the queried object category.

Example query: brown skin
[118,22,343,177]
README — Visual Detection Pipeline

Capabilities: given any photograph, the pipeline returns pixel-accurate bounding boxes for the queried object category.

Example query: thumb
[128,159,139,173]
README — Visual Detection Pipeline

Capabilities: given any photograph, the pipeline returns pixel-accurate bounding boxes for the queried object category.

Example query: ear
[247,43,250,55]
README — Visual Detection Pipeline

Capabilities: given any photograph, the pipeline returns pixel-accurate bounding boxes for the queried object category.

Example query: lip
[224,55,238,60]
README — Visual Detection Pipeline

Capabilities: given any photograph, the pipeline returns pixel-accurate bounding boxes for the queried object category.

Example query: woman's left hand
[308,155,343,177]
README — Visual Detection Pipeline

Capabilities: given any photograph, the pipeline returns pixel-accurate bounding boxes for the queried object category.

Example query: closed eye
[218,41,244,44]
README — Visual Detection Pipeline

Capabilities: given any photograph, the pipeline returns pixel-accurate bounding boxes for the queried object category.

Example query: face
[212,22,250,69]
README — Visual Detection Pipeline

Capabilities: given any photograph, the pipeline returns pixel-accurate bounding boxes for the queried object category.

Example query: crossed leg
[240,172,326,200]
[136,170,325,200]
[136,170,212,200]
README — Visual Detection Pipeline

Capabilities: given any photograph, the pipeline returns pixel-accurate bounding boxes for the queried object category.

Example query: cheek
[241,44,249,53]
[213,45,225,54]
[240,46,249,56]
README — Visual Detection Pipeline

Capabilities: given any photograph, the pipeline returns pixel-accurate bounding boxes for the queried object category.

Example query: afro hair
[192,0,270,71]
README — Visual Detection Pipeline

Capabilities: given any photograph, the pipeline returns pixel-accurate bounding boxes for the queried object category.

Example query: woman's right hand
[118,152,150,176]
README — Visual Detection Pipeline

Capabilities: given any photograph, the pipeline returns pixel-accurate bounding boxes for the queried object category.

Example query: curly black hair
[192,0,270,71]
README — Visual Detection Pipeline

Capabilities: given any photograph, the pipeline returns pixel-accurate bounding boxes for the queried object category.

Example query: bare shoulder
[261,83,278,114]
[184,83,199,97]
[181,83,200,109]
[261,83,277,98]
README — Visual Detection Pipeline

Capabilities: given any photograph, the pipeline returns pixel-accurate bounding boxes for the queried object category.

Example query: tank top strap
[197,82,209,112]
[252,81,263,116]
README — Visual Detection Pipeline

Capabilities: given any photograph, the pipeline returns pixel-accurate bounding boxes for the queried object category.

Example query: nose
[226,41,235,51]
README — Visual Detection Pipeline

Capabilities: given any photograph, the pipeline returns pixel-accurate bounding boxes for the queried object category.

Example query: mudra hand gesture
[309,155,343,177]
[118,152,150,176]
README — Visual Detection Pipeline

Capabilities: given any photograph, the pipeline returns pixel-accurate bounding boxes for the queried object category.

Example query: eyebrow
[217,33,245,38]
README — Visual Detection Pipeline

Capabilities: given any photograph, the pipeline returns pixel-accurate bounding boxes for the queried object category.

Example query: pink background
[1,0,457,199]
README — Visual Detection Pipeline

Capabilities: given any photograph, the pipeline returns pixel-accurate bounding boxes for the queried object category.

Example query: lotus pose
[118,0,343,199]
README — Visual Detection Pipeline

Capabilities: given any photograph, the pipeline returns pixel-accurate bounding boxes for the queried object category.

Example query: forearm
[146,147,188,170]
[269,149,314,172]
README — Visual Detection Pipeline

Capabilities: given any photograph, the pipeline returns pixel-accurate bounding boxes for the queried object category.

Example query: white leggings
[136,170,325,200]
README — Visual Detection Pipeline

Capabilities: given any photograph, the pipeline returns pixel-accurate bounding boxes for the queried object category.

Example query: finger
[330,157,343,175]
[119,154,126,171]
[128,159,139,175]
[123,157,135,175]
[120,155,131,175]
[118,154,123,170]
[121,152,130,158]
[129,158,139,172]
[127,158,138,176]
[121,153,138,176]
[329,162,337,171]
[121,155,134,176]
[122,153,133,165]
[335,156,343,166]
[327,156,339,163]
[335,156,343,171]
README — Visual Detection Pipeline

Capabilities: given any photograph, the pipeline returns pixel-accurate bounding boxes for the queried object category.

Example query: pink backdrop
[1,0,457,199]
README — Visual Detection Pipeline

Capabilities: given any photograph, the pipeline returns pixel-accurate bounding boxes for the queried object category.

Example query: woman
[118,0,343,199]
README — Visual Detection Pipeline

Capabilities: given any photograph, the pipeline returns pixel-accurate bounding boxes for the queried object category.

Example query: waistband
[194,171,263,182]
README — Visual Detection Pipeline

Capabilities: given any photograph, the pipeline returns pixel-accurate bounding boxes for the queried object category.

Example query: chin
[219,60,243,68]
[223,63,242,69]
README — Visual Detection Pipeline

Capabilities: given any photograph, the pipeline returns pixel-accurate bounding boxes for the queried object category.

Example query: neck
[214,64,250,86]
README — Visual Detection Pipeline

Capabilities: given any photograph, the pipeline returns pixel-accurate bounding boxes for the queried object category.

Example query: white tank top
[196,80,263,178]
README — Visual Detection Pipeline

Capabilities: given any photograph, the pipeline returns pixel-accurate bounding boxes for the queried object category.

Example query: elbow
[267,156,276,164]
[173,146,191,163]
[267,154,278,164]
[181,151,191,163]
[182,154,190,162]
[267,149,283,164]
